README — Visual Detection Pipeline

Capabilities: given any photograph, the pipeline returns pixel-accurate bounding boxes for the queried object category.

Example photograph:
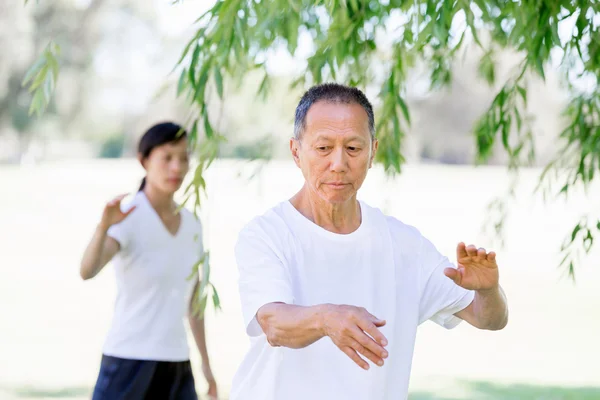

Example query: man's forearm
[472,286,508,330]
[257,303,328,349]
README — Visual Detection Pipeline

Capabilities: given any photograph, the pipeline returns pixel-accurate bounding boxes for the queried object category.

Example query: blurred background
[1,1,599,399]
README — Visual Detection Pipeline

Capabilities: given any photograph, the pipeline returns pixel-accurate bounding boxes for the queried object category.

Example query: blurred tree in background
[2,0,189,162]
[23,0,600,277]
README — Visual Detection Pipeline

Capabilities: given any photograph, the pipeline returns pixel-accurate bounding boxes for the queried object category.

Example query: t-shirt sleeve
[106,197,136,250]
[235,221,294,337]
[418,235,474,329]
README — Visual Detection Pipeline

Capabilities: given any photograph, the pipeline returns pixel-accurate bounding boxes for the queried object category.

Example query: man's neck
[290,185,361,234]
[143,186,176,216]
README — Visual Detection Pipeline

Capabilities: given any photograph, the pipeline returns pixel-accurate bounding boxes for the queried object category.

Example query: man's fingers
[349,338,384,367]
[456,242,468,258]
[373,319,386,328]
[444,267,461,284]
[358,318,388,347]
[352,326,388,361]
[359,309,386,331]
[477,247,487,259]
[465,244,478,257]
[340,346,369,370]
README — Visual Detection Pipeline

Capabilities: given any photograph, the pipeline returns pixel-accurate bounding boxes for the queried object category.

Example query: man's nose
[330,147,348,173]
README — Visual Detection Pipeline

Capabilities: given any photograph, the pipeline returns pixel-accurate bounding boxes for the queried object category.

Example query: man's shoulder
[361,202,424,248]
[361,202,421,235]
[237,201,291,241]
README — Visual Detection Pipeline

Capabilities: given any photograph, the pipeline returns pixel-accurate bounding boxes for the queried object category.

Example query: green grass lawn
[410,380,600,400]
[2,381,600,400]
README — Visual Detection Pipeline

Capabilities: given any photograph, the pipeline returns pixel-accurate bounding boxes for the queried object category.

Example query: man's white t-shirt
[103,191,203,361]
[231,200,474,400]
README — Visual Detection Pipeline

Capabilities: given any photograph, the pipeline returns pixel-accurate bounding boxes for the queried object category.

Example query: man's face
[290,101,378,204]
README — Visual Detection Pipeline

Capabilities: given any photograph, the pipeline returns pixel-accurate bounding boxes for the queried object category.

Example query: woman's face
[141,139,190,194]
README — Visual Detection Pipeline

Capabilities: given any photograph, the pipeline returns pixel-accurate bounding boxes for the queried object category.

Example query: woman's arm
[80,194,135,280]
[189,281,218,398]
[80,225,120,280]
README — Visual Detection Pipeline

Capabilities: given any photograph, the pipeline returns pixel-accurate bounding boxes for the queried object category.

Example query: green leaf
[478,51,495,85]
[43,74,54,100]
[517,86,527,106]
[214,67,224,99]
[349,0,358,12]
[550,22,561,46]
[287,18,300,54]
[197,64,211,94]
[177,68,187,97]
[22,57,46,86]
[29,65,49,91]
[583,230,594,253]
[188,45,202,87]
[343,22,356,40]
[189,119,199,149]
[211,283,222,311]
[203,112,214,138]
[396,94,411,126]
[175,30,202,68]
[198,252,211,303]
[194,294,209,317]
[501,121,509,150]
[257,72,270,100]
[571,224,582,242]
[514,106,522,131]
[28,89,45,117]
[534,57,546,80]
[186,257,203,281]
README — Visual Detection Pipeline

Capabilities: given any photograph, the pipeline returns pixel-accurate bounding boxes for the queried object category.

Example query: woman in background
[80,122,218,399]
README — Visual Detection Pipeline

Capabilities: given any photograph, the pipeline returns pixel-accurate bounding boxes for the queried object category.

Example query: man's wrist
[313,304,332,338]
[476,285,501,296]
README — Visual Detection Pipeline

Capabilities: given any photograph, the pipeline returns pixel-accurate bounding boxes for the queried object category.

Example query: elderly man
[231,83,508,400]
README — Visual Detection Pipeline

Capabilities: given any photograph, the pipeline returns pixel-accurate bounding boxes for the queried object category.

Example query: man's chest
[286,239,397,308]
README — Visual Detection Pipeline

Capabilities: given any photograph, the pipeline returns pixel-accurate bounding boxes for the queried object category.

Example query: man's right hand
[99,193,136,231]
[256,303,388,370]
[321,304,388,370]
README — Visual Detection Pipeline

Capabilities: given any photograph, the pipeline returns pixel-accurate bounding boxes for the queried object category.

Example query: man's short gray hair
[293,83,375,140]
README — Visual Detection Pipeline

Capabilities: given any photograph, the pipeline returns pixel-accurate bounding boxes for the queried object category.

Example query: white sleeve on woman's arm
[106,199,136,250]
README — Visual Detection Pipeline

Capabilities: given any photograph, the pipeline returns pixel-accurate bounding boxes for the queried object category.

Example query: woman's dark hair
[138,122,187,191]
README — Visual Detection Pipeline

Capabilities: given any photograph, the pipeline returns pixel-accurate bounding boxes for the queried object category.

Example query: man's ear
[290,138,301,167]
[369,139,379,168]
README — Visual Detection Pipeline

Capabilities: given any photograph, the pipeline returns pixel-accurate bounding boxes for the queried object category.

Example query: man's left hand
[444,242,499,291]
